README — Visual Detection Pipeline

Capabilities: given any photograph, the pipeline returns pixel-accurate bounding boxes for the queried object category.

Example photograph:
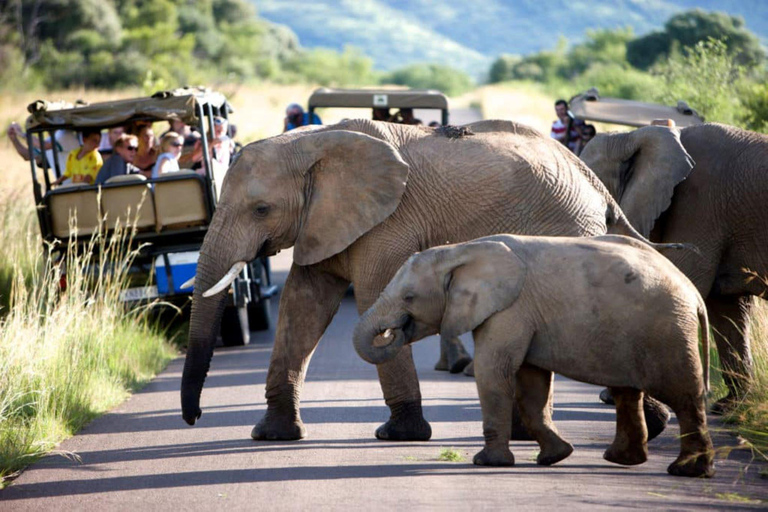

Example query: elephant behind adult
[580,123,768,411]
[181,118,653,442]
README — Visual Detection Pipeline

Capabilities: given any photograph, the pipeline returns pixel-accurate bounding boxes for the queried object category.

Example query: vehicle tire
[221,304,250,346]
[248,261,272,332]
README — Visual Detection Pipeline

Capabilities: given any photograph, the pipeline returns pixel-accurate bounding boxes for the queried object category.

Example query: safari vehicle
[307,87,450,125]
[24,87,276,346]
[569,87,705,127]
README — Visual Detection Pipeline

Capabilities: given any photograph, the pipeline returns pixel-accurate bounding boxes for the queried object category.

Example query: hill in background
[252,0,768,78]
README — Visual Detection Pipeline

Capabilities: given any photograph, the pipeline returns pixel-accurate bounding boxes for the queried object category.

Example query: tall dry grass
[0,192,176,486]
[717,299,768,457]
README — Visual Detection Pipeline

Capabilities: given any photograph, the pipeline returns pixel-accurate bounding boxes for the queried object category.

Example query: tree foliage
[627,9,765,70]
[381,63,474,97]
[0,0,378,90]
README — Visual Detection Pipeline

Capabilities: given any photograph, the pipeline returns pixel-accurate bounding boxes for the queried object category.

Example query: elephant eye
[403,293,415,303]
[254,204,270,217]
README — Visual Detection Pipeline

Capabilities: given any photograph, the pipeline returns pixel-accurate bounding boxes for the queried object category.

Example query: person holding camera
[283,103,321,132]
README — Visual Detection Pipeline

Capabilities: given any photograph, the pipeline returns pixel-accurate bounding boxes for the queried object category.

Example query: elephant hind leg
[654,387,715,478]
[515,364,573,466]
[434,336,473,374]
[604,387,648,466]
[707,294,754,414]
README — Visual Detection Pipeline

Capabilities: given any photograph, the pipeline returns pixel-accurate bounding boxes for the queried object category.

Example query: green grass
[437,447,466,462]
[0,194,177,487]
[714,299,768,459]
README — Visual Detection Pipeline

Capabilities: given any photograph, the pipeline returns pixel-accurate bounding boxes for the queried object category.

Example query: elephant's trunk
[181,213,255,425]
[353,304,409,365]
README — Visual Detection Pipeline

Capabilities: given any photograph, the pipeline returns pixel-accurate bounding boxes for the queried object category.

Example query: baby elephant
[354,234,714,478]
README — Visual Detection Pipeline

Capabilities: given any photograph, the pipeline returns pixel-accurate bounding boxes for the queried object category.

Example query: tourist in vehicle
[151,132,184,177]
[551,99,579,150]
[7,122,80,174]
[95,134,140,185]
[98,126,125,156]
[133,124,158,176]
[574,124,596,156]
[396,108,422,125]
[161,118,198,167]
[372,107,392,122]
[52,129,103,186]
[211,116,235,169]
[283,103,321,132]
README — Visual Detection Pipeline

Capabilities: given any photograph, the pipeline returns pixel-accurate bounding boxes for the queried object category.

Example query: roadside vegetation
[0,195,177,486]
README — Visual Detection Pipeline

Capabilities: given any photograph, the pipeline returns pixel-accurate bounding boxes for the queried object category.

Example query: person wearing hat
[283,103,321,132]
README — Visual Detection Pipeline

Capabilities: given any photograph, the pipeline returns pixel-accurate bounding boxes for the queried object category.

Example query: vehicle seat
[153,170,209,231]
[48,183,102,239]
[101,174,156,232]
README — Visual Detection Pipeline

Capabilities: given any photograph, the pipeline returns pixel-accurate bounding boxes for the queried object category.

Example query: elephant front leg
[707,294,754,414]
[515,364,573,466]
[434,336,473,374]
[252,264,349,441]
[471,345,517,466]
[375,346,432,441]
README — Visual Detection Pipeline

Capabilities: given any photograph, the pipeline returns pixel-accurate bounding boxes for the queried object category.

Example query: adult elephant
[580,123,768,412]
[181,119,665,441]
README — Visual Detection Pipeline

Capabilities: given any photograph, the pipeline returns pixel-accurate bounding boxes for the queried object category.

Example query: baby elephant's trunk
[353,307,407,365]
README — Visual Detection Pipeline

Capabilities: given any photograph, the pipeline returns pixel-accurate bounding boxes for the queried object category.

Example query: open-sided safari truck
[25,87,276,346]
[569,87,705,128]
[308,87,450,125]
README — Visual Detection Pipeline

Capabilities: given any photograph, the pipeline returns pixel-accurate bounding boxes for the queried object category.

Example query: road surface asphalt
[2,110,767,509]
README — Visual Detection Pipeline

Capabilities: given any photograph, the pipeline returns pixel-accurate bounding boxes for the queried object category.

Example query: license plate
[120,285,159,302]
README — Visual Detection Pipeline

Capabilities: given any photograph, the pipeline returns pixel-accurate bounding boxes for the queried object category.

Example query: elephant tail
[605,202,701,255]
[697,299,710,393]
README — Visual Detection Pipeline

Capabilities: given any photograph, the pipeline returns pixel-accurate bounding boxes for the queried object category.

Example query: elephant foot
[251,410,306,441]
[463,360,475,377]
[537,439,574,466]
[599,388,615,405]
[710,394,738,415]
[434,337,472,374]
[473,447,515,466]
[667,453,715,478]
[603,443,648,466]
[644,396,671,441]
[376,401,432,441]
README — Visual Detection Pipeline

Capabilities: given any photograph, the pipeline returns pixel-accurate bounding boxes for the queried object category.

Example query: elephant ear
[580,126,694,237]
[292,130,410,266]
[439,241,527,341]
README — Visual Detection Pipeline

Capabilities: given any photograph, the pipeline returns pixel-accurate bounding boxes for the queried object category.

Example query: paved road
[3,247,767,510]
[3,109,767,509]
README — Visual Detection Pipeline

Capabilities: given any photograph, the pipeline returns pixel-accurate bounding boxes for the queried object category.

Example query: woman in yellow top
[53,129,103,185]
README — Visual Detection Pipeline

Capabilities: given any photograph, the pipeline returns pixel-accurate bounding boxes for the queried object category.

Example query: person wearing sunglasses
[95,133,141,185]
[151,132,185,178]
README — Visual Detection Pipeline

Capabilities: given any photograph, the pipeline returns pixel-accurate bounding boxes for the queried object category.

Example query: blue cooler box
[155,251,199,294]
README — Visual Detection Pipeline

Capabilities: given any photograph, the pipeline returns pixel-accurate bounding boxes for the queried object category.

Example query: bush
[382,63,474,96]
[652,38,745,125]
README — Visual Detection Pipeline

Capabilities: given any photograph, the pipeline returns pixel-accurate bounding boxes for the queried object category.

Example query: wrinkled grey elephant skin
[354,234,715,478]
[181,118,659,443]
[581,123,768,412]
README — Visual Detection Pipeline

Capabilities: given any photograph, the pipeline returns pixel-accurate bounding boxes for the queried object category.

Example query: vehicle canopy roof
[25,87,231,132]
[308,87,449,110]
[569,88,705,128]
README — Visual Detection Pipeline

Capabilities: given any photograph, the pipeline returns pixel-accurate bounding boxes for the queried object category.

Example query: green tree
[382,63,473,96]
[627,9,765,70]
[488,54,521,83]
[652,38,745,125]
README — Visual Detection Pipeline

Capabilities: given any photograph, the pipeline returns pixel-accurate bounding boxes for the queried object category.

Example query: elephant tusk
[202,261,246,298]
[180,277,195,290]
